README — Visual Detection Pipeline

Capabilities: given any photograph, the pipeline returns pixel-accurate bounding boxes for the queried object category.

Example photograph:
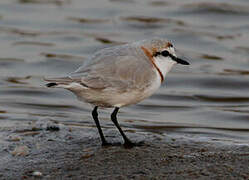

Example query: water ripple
[182,2,249,15]
[0,0,249,142]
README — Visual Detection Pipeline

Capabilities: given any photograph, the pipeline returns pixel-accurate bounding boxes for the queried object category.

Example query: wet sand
[0,122,248,180]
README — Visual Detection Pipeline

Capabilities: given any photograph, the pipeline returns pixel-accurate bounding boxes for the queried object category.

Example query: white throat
[154,56,176,78]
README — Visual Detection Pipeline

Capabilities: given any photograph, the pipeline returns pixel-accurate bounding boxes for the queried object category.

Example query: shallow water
[0,0,249,143]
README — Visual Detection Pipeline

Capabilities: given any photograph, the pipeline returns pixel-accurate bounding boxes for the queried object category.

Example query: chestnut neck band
[141,46,164,83]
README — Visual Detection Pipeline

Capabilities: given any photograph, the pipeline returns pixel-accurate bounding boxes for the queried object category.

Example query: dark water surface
[0,0,249,144]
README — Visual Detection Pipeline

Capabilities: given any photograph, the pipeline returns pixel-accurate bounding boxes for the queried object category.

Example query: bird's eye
[161,50,170,57]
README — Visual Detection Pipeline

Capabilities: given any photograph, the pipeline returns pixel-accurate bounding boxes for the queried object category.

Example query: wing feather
[46,43,156,91]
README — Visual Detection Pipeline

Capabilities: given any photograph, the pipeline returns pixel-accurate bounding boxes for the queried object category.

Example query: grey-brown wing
[69,54,156,91]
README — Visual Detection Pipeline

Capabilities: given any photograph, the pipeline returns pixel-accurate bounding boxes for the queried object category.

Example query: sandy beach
[0,122,248,180]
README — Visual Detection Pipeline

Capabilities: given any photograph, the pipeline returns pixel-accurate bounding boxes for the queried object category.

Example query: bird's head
[140,38,189,81]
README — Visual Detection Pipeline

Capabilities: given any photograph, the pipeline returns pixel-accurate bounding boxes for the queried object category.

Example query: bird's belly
[73,74,161,108]
[113,75,161,107]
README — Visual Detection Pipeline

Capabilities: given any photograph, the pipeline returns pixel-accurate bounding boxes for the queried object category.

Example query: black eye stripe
[153,50,190,65]
[154,50,171,57]
[154,52,161,57]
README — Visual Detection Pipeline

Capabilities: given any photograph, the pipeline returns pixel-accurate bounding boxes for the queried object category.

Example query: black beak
[174,57,190,65]
[169,54,190,65]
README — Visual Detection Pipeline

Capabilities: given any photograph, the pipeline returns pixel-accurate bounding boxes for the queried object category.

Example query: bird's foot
[101,140,145,148]
[123,140,145,149]
[101,141,122,147]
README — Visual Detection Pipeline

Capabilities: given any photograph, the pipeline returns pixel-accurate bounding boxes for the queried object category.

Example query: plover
[45,38,189,147]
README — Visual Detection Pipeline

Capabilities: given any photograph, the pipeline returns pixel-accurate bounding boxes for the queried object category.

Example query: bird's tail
[46,82,58,87]
[44,77,73,88]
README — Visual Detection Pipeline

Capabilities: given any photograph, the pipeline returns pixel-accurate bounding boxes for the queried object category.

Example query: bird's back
[66,41,157,91]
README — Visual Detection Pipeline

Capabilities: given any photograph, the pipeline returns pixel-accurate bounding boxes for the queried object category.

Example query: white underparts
[153,56,176,78]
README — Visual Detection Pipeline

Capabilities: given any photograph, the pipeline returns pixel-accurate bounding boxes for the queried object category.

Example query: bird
[45,37,189,148]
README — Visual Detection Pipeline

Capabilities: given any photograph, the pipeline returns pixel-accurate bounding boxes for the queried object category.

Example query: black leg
[92,106,109,146]
[111,107,134,147]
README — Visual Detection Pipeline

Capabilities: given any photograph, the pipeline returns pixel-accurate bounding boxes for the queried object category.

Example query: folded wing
[46,44,156,91]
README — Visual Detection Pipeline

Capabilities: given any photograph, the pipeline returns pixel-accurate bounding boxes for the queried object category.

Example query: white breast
[139,56,177,102]
[153,56,176,77]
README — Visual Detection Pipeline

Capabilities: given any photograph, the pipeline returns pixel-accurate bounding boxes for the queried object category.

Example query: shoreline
[0,123,248,179]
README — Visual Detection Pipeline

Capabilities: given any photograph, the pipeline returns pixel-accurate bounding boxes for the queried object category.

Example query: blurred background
[0,0,249,143]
